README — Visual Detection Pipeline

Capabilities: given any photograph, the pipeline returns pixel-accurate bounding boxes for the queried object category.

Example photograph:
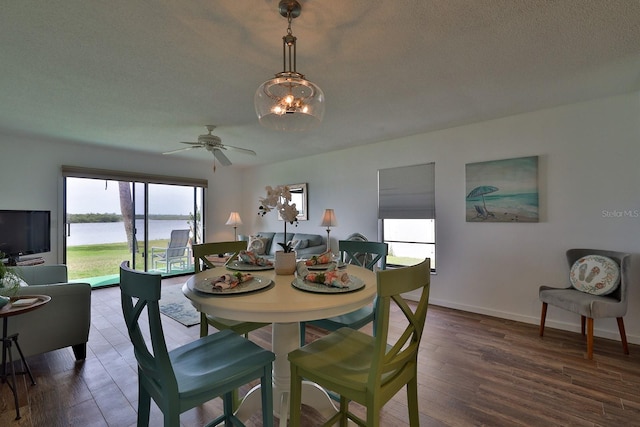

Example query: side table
[0,295,51,420]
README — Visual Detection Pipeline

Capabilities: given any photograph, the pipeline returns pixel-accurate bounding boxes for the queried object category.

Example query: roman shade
[378,163,435,219]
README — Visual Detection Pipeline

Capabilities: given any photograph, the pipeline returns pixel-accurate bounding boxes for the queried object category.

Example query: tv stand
[3,256,45,266]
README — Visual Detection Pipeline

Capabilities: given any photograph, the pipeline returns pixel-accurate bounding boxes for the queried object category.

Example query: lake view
[66,220,192,246]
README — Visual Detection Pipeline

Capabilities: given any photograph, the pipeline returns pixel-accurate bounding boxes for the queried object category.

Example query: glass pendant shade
[255,0,325,132]
[255,73,325,131]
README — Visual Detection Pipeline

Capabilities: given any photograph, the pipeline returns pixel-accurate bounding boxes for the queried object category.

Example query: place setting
[189,270,273,295]
[225,250,275,271]
[292,257,364,294]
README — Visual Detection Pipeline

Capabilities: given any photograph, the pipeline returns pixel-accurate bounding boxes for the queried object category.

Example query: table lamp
[225,212,243,240]
[320,209,337,251]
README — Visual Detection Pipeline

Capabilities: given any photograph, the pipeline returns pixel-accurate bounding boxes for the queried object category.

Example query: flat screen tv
[0,210,51,262]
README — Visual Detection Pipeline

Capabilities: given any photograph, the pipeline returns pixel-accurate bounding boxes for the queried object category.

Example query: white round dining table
[182,263,376,426]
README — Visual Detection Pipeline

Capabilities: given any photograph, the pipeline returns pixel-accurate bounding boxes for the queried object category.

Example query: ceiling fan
[163,125,256,169]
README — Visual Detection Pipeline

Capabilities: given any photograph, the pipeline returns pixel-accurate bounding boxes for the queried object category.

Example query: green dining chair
[193,241,269,338]
[288,258,430,427]
[299,240,388,346]
[119,261,275,427]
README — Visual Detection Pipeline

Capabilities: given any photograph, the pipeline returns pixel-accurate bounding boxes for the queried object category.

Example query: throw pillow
[288,239,309,250]
[569,255,620,296]
[247,235,267,255]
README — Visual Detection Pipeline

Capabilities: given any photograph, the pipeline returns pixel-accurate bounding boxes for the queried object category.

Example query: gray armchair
[539,249,633,359]
[7,264,91,360]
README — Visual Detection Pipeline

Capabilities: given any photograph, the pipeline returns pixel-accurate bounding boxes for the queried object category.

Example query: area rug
[159,285,200,327]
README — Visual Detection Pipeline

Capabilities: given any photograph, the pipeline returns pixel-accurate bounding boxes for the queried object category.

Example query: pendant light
[254,0,325,131]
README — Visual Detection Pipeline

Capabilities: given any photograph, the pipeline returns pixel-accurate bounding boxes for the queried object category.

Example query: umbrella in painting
[467,185,498,219]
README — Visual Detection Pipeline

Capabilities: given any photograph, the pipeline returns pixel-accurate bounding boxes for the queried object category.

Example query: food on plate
[304,270,350,288]
[305,251,333,266]
[212,272,253,290]
[238,250,273,266]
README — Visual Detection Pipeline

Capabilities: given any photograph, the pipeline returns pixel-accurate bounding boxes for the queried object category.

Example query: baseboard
[428,298,640,345]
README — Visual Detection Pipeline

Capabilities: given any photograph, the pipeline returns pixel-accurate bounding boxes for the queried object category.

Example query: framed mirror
[280,183,308,221]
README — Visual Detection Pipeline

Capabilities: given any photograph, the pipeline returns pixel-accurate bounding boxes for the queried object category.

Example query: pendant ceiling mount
[254,0,325,132]
[278,0,301,19]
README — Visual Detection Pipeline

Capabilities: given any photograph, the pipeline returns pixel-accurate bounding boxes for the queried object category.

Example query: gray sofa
[239,232,326,258]
[6,264,91,360]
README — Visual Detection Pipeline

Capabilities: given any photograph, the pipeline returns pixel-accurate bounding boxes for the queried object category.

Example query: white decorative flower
[280,202,299,223]
[258,185,299,252]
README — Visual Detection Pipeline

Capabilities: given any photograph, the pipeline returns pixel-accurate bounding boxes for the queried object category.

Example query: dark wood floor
[2,276,640,426]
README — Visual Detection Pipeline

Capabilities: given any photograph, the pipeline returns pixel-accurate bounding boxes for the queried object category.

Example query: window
[62,166,207,284]
[378,163,436,270]
[382,219,435,269]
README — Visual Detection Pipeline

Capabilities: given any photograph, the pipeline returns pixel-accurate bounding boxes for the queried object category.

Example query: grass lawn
[66,239,169,280]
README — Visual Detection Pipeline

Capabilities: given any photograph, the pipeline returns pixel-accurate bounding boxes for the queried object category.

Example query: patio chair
[299,240,388,346]
[119,261,275,427]
[151,229,191,273]
[288,258,431,426]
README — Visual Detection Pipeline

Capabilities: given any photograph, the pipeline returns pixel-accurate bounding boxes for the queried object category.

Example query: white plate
[191,274,272,295]
[226,260,274,271]
[291,275,365,294]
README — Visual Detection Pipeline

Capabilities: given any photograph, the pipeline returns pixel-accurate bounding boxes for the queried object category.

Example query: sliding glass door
[145,183,202,275]
[64,174,205,287]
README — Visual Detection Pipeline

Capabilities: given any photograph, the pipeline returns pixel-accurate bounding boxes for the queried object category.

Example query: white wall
[1,91,639,345]
[240,91,640,345]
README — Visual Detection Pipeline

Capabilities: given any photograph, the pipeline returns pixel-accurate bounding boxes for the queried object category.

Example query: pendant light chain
[284,9,297,74]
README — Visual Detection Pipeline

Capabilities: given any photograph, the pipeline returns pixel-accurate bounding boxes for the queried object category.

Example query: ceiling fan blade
[213,148,232,166]
[222,144,257,156]
[162,145,202,155]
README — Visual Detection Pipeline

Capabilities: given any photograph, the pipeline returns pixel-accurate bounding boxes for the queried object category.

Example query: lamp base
[325,228,331,252]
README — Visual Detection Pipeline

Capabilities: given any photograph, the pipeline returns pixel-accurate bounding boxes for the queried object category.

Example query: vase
[274,251,297,275]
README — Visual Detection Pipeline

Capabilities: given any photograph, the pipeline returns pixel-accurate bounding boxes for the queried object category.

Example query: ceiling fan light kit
[255,0,325,132]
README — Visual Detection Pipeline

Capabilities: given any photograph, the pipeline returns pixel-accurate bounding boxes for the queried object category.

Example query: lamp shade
[225,212,243,226]
[320,209,337,227]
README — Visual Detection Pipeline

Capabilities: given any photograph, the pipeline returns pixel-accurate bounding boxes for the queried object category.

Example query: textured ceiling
[1,1,639,167]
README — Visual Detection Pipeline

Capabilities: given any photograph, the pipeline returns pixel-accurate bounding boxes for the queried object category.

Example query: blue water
[66,220,191,246]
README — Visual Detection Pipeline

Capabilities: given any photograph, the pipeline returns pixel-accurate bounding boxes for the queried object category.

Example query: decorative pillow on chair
[569,255,620,295]
[247,235,268,255]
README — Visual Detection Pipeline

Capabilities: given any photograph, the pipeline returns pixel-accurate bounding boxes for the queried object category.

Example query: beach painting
[465,156,539,222]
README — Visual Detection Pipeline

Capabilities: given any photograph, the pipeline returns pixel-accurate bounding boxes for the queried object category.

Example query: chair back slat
[192,241,247,273]
[370,259,430,391]
[339,240,388,271]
